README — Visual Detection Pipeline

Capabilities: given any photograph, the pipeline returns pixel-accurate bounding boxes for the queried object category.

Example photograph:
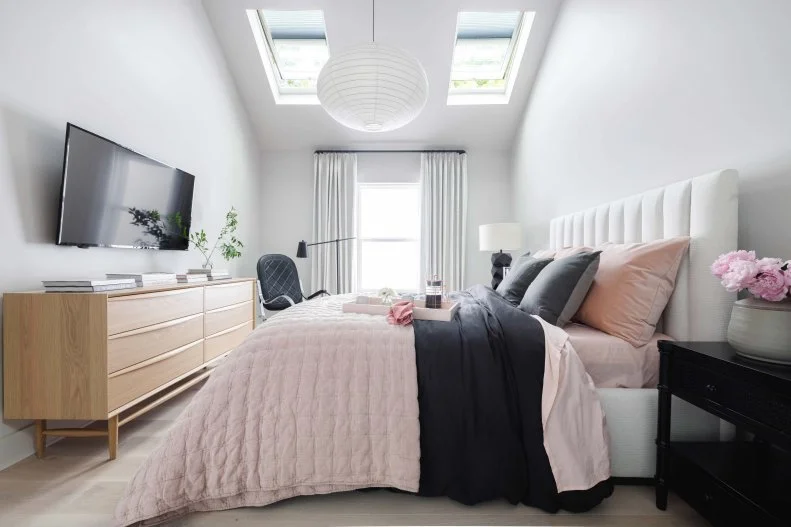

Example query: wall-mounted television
[56,123,195,250]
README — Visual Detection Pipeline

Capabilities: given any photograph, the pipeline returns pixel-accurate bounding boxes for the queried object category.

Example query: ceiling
[201,0,561,152]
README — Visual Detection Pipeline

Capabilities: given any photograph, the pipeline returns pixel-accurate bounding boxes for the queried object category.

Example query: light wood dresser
[3,278,256,459]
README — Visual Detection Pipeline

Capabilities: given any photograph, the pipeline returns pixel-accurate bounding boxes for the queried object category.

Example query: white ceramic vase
[727,297,791,365]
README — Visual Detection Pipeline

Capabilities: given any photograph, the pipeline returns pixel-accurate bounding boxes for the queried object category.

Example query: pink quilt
[114,295,420,526]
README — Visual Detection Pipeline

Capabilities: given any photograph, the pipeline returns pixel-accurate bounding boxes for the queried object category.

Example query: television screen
[57,124,195,250]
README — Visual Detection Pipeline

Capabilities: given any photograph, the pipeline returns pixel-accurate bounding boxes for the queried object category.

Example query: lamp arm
[306,236,356,247]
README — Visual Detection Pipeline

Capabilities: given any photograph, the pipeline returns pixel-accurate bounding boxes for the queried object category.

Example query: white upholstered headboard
[548,169,738,342]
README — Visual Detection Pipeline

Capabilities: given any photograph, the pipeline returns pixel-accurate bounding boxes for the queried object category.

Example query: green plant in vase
[187,207,244,269]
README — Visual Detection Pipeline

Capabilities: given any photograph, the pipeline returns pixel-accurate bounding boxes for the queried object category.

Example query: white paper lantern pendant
[317,0,429,133]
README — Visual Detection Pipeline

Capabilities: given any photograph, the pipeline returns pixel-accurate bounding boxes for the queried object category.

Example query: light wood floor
[0,385,708,527]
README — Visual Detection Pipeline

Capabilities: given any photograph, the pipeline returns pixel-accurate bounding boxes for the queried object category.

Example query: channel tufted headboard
[548,169,738,342]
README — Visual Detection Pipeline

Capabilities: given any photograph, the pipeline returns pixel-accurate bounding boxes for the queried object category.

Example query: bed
[113,169,738,525]
[547,168,739,478]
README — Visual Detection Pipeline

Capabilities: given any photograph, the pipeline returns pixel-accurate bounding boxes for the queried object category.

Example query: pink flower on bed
[785,262,791,287]
[387,301,414,326]
[710,250,756,278]
[720,259,759,292]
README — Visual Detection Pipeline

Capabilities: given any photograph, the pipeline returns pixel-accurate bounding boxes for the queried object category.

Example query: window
[447,11,536,105]
[357,184,421,292]
[246,10,329,105]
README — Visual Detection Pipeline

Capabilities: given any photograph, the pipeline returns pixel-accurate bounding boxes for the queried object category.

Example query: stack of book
[42,278,138,293]
[105,273,178,286]
[176,273,208,284]
[187,268,231,281]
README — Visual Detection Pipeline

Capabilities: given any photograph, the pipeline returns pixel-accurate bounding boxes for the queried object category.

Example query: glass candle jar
[425,276,443,309]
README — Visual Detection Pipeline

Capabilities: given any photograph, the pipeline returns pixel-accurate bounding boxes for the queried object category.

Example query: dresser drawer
[204,321,252,362]
[204,282,252,311]
[108,288,204,335]
[672,358,791,438]
[107,313,204,373]
[108,339,204,411]
[205,301,252,336]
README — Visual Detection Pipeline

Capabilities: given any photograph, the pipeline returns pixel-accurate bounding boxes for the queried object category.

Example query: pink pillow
[575,237,690,347]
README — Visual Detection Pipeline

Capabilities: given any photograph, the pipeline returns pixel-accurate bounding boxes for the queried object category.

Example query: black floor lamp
[296,237,356,294]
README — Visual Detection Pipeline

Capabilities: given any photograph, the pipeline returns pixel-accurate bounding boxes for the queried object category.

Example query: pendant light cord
[372,0,375,42]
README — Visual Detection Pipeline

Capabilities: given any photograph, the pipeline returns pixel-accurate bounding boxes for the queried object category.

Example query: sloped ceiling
[202,0,561,151]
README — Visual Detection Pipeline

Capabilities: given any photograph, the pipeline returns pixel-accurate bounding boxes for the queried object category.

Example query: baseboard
[0,419,89,471]
[0,423,36,470]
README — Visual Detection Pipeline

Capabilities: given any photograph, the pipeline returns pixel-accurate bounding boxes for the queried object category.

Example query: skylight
[447,11,535,105]
[247,10,329,104]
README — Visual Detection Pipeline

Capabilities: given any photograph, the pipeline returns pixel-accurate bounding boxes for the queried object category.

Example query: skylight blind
[456,12,521,39]
[261,10,326,40]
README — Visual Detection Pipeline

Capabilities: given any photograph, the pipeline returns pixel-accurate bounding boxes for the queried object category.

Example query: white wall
[512,0,791,258]
[0,0,262,469]
[466,150,514,286]
[259,151,314,290]
[259,150,513,292]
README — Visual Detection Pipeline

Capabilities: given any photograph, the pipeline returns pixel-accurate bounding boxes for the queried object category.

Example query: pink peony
[748,267,789,301]
[785,262,791,287]
[756,257,783,272]
[720,259,759,292]
[710,250,757,278]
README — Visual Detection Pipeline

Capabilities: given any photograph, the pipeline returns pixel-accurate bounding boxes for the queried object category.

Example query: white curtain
[420,152,468,291]
[312,153,357,294]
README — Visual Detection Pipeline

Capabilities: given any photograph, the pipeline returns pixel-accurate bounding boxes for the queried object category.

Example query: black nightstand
[656,341,791,526]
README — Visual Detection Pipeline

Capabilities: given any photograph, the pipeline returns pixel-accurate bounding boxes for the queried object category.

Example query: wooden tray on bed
[342,296,460,322]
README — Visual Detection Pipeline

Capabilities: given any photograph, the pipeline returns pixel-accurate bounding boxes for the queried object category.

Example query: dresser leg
[108,416,119,460]
[34,420,47,459]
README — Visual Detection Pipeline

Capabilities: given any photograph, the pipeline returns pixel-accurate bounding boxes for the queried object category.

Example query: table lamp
[479,223,522,289]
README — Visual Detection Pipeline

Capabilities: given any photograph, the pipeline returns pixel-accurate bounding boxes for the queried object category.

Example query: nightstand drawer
[672,359,734,407]
[672,449,784,527]
[673,358,791,439]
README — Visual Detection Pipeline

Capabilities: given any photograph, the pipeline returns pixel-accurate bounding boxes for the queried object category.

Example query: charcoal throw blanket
[414,285,613,511]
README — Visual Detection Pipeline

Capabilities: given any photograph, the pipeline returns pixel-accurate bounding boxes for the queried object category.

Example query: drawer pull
[706,383,717,395]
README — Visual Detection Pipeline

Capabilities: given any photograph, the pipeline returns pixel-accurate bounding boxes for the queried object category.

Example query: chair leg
[256,280,267,321]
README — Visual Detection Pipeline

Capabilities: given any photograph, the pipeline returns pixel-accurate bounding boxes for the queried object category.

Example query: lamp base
[490,251,512,289]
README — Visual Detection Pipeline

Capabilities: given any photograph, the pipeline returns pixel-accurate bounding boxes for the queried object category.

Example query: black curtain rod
[314,149,466,154]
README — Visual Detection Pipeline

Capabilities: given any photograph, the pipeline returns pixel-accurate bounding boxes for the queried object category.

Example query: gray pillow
[519,251,601,326]
[496,256,553,305]
[509,252,533,269]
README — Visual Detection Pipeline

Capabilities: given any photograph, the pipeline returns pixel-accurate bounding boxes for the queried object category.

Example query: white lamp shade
[479,223,522,252]
[317,43,429,133]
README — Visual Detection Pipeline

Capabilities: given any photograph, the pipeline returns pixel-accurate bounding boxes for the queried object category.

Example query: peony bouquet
[711,250,791,302]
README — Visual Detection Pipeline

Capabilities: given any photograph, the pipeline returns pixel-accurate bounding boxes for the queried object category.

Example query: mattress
[564,323,669,388]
